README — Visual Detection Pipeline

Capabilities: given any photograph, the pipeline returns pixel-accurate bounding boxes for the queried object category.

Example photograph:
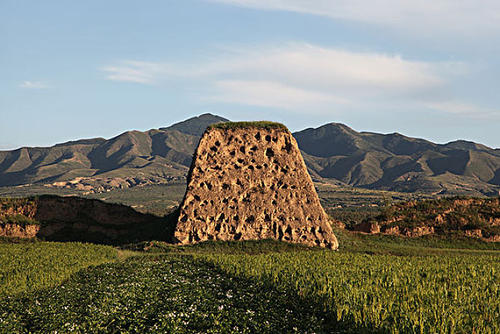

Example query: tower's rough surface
[174,124,339,249]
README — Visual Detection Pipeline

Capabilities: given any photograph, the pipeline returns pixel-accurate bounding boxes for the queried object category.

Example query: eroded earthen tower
[174,122,339,249]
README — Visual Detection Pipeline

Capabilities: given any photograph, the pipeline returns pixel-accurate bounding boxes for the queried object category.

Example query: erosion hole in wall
[250,146,258,152]
[255,132,261,140]
[217,213,225,223]
[194,195,201,201]
[240,146,245,154]
[215,140,221,147]
[210,146,218,152]
[233,215,239,222]
[245,215,255,223]
[264,213,271,222]
[278,227,284,240]
[248,165,254,170]
[234,164,241,170]
[282,142,292,153]
[234,232,242,240]
[222,198,229,204]
[180,215,187,222]
[222,183,230,190]
[237,158,244,164]
[265,135,271,142]
[215,223,221,232]
[230,150,235,156]
[265,148,274,157]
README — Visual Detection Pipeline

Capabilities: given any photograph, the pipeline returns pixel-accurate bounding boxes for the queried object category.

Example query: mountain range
[1,113,499,196]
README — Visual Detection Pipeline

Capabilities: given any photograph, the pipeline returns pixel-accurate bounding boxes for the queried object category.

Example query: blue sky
[2,0,500,149]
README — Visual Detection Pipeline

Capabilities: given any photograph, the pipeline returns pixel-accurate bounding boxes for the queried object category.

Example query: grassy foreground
[197,251,499,333]
[0,238,498,333]
[0,241,117,295]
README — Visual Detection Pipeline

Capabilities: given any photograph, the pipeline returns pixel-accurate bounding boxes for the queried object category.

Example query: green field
[0,241,118,295]
[0,237,498,333]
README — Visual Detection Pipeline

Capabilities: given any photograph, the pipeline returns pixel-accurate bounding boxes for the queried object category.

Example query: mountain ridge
[1,113,499,196]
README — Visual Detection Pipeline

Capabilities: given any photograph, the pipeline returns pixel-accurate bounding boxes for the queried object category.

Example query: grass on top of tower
[208,121,288,131]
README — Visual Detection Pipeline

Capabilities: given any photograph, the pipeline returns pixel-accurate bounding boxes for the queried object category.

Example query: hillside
[1,114,499,196]
[295,123,500,196]
[0,114,228,190]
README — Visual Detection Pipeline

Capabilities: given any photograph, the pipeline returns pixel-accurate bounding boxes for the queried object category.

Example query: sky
[1,0,500,149]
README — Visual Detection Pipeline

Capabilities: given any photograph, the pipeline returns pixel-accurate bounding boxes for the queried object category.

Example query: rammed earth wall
[174,124,339,249]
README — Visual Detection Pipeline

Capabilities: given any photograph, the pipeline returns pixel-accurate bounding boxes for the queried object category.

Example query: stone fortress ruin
[174,122,339,249]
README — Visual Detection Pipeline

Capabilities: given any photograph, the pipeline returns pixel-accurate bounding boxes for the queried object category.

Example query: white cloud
[209,0,500,36]
[101,61,167,84]
[209,80,350,109]
[102,43,472,113]
[19,81,49,89]
[425,101,500,119]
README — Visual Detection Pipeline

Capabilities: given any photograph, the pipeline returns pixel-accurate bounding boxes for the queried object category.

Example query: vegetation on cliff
[353,197,500,240]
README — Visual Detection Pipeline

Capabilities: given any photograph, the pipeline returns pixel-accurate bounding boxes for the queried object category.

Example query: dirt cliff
[174,122,339,249]
[0,196,174,244]
[350,197,500,241]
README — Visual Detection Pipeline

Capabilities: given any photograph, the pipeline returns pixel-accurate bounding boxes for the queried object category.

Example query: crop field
[0,237,499,333]
[0,241,118,295]
[199,251,500,333]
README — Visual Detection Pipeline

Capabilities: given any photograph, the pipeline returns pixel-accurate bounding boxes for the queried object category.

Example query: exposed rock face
[174,124,339,249]
[350,196,500,241]
[351,221,380,234]
[0,223,40,238]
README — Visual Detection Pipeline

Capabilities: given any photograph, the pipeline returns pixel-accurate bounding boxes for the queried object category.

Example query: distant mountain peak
[161,113,229,136]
